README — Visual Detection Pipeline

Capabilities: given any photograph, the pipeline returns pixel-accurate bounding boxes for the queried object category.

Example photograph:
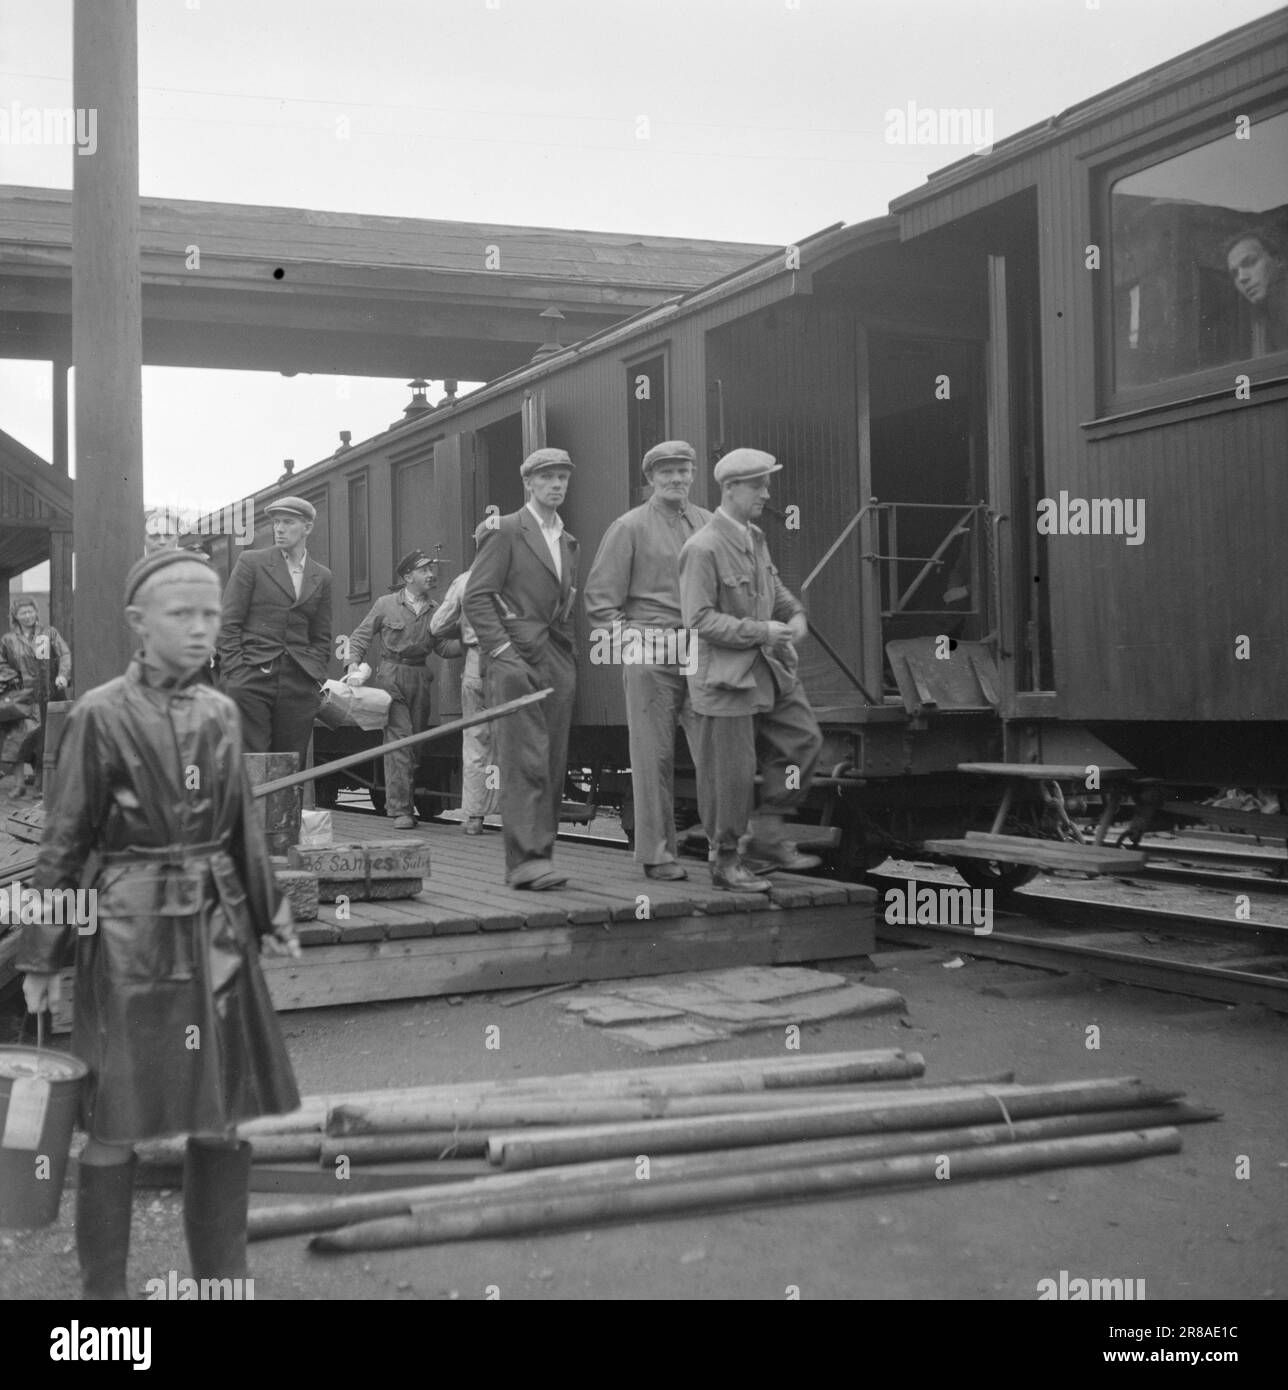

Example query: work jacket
[18,658,300,1142]
[217,546,333,684]
[462,508,579,665]
[678,508,805,717]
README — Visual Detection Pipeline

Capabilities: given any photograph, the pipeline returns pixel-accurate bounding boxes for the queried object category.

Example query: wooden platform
[260,811,875,1011]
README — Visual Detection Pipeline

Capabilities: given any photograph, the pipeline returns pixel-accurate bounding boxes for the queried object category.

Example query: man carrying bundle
[344,548,456,830]
[19,548,302,1299]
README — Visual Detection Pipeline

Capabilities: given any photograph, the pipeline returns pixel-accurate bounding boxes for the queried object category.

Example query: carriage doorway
[863,332,990,685]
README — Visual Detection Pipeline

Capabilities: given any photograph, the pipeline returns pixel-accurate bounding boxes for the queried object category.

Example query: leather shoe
[744,841,822,873]
[644,862,688,882]
[463,817,484,835]
[391,815,416,830]
[710,860,772,892]
[513,869,569,891]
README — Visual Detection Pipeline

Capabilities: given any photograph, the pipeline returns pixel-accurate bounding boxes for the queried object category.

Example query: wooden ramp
[261,811,875,1012]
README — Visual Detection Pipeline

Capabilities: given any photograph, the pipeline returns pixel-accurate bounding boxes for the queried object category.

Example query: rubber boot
[183,1137,251,1287]
[76,1156,136,1300]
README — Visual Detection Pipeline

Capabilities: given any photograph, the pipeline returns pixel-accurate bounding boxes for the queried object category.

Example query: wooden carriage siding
[201,218,895,731]
[890,10,1288,726]
[200,10,1288,751]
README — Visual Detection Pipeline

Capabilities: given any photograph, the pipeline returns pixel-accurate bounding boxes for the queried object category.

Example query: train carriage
[204,10,1288,881]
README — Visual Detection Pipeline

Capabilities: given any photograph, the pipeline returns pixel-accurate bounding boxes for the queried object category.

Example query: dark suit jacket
[218,547,333,684]
[462,507,579,663]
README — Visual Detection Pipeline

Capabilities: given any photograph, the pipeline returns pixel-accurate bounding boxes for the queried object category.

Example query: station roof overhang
[0,186,773,382]
[0,427,71,576]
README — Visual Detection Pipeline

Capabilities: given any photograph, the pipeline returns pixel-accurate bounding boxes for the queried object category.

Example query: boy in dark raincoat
[19,548,302,1299]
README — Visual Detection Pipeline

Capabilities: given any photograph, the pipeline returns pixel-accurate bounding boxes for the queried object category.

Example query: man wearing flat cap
[679,448,823,892]
[344,549,454,829]
[585,440,711,880]
[463,448,579,889]
[218,495,333,763]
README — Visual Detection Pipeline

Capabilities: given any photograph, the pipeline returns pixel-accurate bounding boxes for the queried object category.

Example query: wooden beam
[72,0,143,691]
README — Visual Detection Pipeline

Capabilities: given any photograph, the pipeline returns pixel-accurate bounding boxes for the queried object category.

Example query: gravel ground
[3,819,1286,1302]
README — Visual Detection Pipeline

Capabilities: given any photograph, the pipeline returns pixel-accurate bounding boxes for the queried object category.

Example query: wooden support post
[989,781,1015,836]
[52,360,70,476]
[48,525,74,662]
[72,0,144,693]
[41,700,74,803]
[243,752,302,855]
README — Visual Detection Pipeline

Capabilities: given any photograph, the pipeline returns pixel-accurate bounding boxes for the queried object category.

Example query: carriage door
[987,252,1053,700]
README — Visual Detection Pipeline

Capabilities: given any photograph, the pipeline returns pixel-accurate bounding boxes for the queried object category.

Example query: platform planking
[258,810,875,1011]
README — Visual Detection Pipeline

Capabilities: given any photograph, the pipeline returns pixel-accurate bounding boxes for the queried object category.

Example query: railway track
[867,870,1288,1012]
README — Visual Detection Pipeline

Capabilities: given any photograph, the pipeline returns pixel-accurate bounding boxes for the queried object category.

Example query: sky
[2,0,1286,580]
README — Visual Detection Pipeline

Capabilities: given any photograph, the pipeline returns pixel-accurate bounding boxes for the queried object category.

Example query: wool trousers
[690,671,823,858]
[484,643,576,878]
[623,662,696,866]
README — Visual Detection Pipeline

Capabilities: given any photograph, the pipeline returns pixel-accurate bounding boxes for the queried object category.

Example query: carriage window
[347,473,368,596]
[626,353,667,477]
[1109,111,1288,392]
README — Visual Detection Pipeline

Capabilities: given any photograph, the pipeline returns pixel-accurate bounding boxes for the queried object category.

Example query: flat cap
[124,548,215,605]
[641,439,697,479]
[395,549,434,577]
[520,447,574,479]
[264,495,316,522]
[713,447,782,485]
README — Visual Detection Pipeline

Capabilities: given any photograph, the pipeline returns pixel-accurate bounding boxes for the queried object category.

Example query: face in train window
[1110,111,1288,391]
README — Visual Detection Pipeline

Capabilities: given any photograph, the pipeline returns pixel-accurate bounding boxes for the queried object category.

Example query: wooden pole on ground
[328,1069,928,1135]
[309,1127,1184,1251]
[315,1050,926,1136]
[249,1103,1212,1242]
[487,1077,1180,1170]
[73,0,144,691]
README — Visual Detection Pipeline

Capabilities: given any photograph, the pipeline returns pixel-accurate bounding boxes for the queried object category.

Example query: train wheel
[950,858,1039,894]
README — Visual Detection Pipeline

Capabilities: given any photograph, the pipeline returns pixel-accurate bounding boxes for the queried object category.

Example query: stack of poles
[166,1050,1217,1253]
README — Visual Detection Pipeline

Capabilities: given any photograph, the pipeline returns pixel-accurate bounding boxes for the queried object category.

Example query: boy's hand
[22,972,62,1014]
[262,900,302,959]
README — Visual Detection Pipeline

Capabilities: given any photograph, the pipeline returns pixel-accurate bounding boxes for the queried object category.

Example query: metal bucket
[0,1044,87,1229]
